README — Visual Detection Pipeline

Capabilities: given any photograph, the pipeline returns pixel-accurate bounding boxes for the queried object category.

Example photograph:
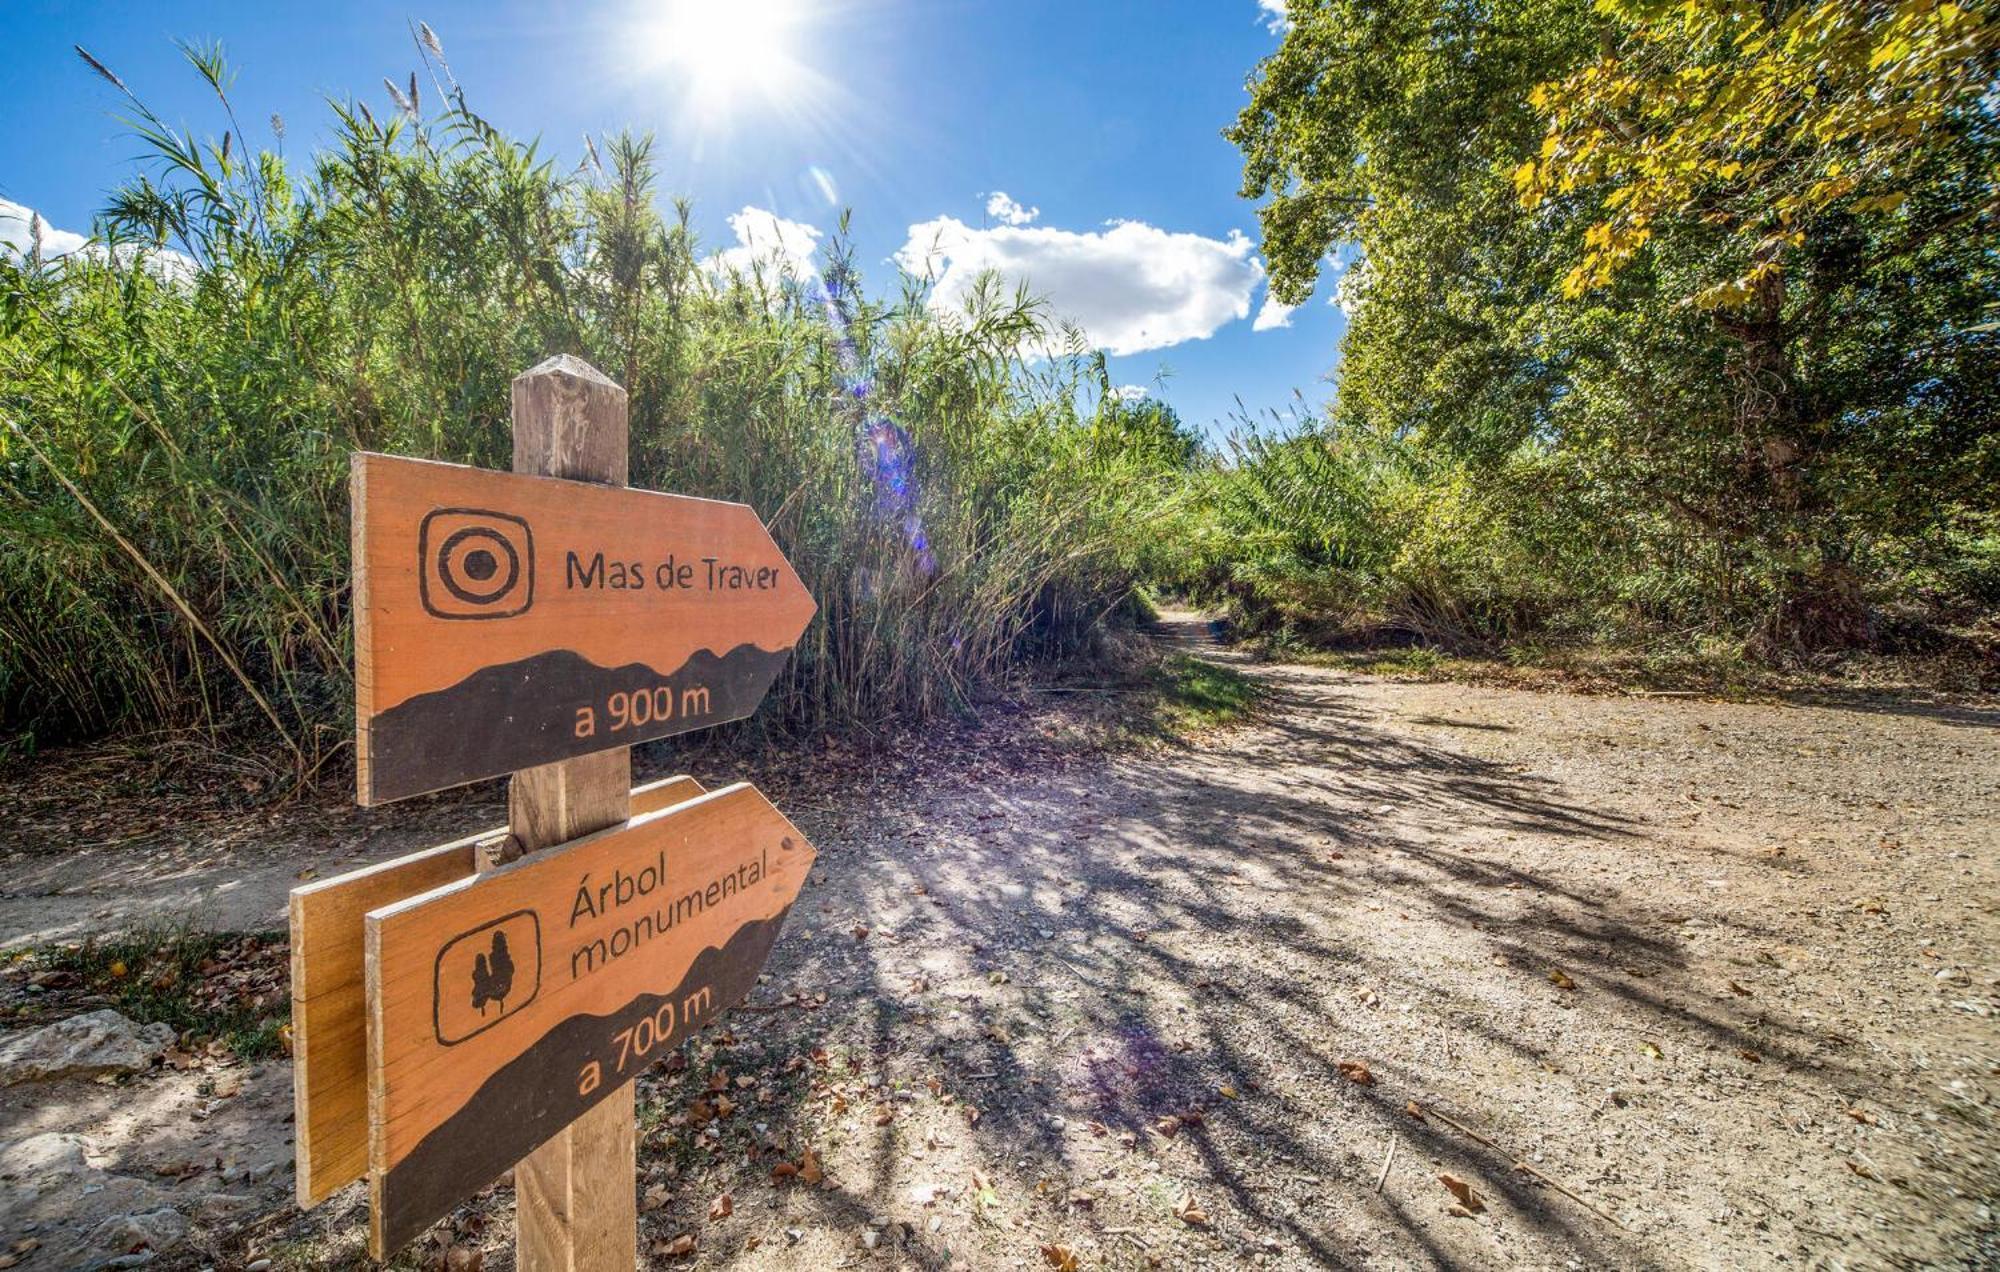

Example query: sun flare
[634,0,810,119]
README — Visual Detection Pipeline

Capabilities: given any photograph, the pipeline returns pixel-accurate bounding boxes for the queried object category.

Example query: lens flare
[817,256,935,576]
[804,165,840,206]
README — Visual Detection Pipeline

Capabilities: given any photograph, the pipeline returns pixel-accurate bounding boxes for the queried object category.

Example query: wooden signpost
[290,775,704,1207]
[365,783,814,1253]
[292,355,819,1268]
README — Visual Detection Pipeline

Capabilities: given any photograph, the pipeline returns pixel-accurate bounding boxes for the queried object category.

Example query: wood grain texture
[516,1086,635,1272]
[348,450,815,804]
[512,354,628,486]
[292,832,486,1208]
[290,776,702,1207]
[505,353,635,1272]
[363,782,815,1256]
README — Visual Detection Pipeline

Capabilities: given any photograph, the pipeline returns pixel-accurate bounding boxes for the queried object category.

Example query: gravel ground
[580,617,1997,1272]
[6,614,1997,1270]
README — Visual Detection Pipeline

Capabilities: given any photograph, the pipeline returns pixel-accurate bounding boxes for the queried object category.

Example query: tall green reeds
[0,40,1191,781]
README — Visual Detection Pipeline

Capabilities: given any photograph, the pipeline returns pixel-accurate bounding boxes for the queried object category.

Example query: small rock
[87,1208,186,1259]
[0,1012,175,1086]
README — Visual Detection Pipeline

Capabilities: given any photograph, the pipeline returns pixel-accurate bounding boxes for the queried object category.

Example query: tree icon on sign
[470,930,516,1015]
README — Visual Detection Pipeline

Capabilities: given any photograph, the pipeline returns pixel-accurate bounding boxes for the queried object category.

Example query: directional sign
[289,776,705,1207]
[362,782,815,1256]
[351,452,817,805]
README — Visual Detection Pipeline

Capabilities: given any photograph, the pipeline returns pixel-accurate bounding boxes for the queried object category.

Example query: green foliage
[1224,0,2000,654]
[1518,0,1999,307]
[37,926,291,1059]
[0,41,1190,775]
[1150,653,1262,732]
[1172,423,1591,646]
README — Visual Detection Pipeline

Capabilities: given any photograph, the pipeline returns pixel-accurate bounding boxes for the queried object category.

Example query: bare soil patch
[3,615,1995,1269]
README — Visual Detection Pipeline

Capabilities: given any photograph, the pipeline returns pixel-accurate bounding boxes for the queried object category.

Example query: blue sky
[0,0,1342,438]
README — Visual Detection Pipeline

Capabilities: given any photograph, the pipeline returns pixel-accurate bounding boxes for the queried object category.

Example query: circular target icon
[418,509,535,619]
[437,525,521,606]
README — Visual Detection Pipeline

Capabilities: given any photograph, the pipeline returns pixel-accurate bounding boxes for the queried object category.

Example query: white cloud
[1257,0,1291,33]
[704,206,822,282]
[896,214,1263,356]
[1252,292,1299,331]
[984,192,1039,227]
[0,197,196,282]
[1113,384,1149,402]
[0,198,89,259]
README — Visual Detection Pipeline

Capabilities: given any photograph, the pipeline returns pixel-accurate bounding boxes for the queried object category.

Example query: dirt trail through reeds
[3,612,1996,1269]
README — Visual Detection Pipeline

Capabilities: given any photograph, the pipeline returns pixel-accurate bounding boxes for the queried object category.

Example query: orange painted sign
[351,452,816,804]
[363,783,814,1255]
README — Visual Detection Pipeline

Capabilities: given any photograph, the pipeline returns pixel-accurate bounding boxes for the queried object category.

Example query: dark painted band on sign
[363,643,793,805]
[376,908,789,1254]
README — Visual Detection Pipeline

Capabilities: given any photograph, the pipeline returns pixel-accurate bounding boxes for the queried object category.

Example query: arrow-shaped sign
[363,781,815,1256]
[351,452,817,804]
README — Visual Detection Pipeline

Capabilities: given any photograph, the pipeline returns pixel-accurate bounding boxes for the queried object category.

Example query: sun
[633,0,811,120]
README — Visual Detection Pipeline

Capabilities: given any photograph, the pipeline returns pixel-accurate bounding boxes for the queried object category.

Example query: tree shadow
[613,652,1897,1269]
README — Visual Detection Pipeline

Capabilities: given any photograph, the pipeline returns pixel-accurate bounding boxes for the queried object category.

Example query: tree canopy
[1227,0,2000,648]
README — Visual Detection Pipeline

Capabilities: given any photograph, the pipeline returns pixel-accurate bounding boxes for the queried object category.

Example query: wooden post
[501,354,637,1272]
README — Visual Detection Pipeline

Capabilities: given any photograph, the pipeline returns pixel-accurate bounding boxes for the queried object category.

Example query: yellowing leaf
[1439,1173,1486,1214]
[1174,1192,1210,1226]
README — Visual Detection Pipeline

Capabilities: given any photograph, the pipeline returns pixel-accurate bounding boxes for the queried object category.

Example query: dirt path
[5,614,1997,1269]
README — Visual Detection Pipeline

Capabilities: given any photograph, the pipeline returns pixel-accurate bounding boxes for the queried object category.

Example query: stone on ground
[0,1010,174,1086]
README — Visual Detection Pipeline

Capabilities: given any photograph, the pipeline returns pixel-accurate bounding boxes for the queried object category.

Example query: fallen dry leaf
[1548,969,1577,991]
[1845,1106,1878,1126]
[1337,1060,1375,1086]
[799,1146,824,1185]
[642,1183,670,1211]
[1041,1243,1080,1271]
[1174,1192,1210,1226]
[1405,1100,1426,1121]
[1154,1114,1183,1138]
[708,1192,733,1220]
[1439,1174,1485,1214]
[1737,1049,1762,1064]
[873,1105,895,1126]
[654,1233,696,1258]
[1218,1084,1238,1099]
[770,1162,799,1182]
[852,925,870,940]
